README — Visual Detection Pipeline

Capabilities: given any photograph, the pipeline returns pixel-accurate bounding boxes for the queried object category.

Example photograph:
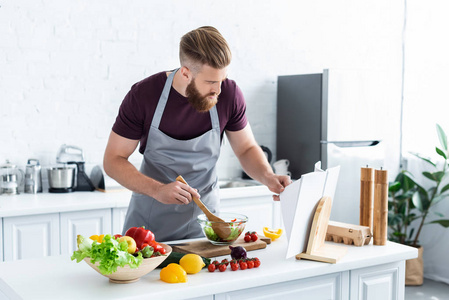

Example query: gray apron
[122,69,221,242]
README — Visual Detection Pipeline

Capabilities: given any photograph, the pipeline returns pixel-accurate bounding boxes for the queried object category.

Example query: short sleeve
[111,89,144,140]
[224,84,248,131]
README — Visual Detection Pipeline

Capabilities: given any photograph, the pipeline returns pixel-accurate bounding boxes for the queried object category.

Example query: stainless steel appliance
[25,158,43,193]
[0,160,24,195]
[47,165,76,192]
[276,69,388,225]
[48,144,95,193]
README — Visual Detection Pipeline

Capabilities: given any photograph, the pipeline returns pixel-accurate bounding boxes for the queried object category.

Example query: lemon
[160,263,187,283]
[179,254,206,274]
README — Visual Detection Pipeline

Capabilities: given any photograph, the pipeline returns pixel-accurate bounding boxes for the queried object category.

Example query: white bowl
[84,243,172,284]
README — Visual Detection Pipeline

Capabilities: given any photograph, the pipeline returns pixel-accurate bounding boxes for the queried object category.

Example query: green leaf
[440,183,449,194]
[436,147,447,159]
[428,219,449,228]
[423,171,445,182]
[392,231,407,238]
[408,228,415,240]
[389,181,401,193]
[435,171,445,181]
[423,172,435,181]
[410,152,436,168]
[416,184,428,197]
[436,124,447,151]
[412,192,423,212]
[422,197,431,211]
[398,172,417,192]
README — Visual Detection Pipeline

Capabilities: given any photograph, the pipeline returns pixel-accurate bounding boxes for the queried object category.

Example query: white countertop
[0,190,133,218]
[0,185,272,218]
[0,237,417,300]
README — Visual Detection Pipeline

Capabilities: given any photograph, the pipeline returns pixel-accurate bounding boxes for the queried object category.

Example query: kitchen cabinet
[213,261,403,300]
[350,261,404,299]
[3,213,60,261]
[112,207,128,235]
[60,209,112,255]
[216,272,348,300]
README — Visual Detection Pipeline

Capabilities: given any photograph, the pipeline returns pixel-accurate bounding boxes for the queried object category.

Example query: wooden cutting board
[171,236,269,258]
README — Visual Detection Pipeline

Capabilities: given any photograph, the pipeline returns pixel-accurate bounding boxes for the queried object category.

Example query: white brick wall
[0,0,403,179]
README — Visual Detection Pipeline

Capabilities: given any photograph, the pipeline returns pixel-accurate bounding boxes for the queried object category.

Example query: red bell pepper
[125,226,155,250]
[149,240,166,255]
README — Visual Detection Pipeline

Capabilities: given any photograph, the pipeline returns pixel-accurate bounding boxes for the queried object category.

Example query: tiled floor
[405,278,449,299]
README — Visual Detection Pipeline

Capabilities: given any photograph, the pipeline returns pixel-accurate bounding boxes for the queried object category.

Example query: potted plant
[388,124,449,285]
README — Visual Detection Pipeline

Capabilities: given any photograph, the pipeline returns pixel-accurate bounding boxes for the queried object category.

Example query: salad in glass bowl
[197,212,248,245]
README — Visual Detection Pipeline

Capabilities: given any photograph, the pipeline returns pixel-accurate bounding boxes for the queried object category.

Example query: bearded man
[104,26,291,241]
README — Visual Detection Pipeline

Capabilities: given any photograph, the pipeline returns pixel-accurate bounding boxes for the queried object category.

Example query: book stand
[295,196,347,264]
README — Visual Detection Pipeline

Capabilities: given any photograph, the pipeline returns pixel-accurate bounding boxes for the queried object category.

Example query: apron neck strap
[152,69,178,127]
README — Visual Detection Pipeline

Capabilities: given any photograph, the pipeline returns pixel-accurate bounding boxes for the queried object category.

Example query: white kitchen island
[0,236,417,300]
[0,185,276,262]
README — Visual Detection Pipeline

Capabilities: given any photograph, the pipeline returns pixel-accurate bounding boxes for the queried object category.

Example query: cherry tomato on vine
[250,232,258,242]
[218,263,227,272]
[230,262,239,271]
[208,264,216,272]
[247,260,255,269]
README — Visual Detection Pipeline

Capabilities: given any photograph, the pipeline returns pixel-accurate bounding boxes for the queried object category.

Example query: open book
[280,162,340,259]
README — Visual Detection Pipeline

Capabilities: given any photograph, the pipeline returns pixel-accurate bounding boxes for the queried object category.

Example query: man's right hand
[153,181,200,205]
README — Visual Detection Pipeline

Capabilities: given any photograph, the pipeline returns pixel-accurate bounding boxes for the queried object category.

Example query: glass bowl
[197,212,248,245]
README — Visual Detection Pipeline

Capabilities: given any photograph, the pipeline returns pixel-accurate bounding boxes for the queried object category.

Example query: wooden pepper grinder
[360,166,374,232]
[373,168,388,245]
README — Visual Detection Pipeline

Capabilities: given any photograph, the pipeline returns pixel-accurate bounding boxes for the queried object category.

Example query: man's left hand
[266,174,292,201]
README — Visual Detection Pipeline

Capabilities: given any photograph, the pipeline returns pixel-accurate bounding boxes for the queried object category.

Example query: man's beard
[185,79,218,112]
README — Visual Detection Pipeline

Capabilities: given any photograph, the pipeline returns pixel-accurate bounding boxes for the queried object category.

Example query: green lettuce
[204,222,243,242]
[71,235,94,262]
[71,234,143,275]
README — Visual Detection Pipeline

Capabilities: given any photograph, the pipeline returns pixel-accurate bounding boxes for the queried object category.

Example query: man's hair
[179,26,232,72]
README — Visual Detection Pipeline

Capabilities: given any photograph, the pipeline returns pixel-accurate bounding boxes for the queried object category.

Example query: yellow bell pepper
[263,227,283,241]
[89,234,105,243]
[160,263,187,283]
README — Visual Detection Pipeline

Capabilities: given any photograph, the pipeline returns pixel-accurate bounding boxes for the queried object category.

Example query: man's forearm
[103,156,162,198]
[237,145,274,185]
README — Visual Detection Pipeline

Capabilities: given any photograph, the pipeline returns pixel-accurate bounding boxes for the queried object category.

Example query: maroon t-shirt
[112,71,248,154]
